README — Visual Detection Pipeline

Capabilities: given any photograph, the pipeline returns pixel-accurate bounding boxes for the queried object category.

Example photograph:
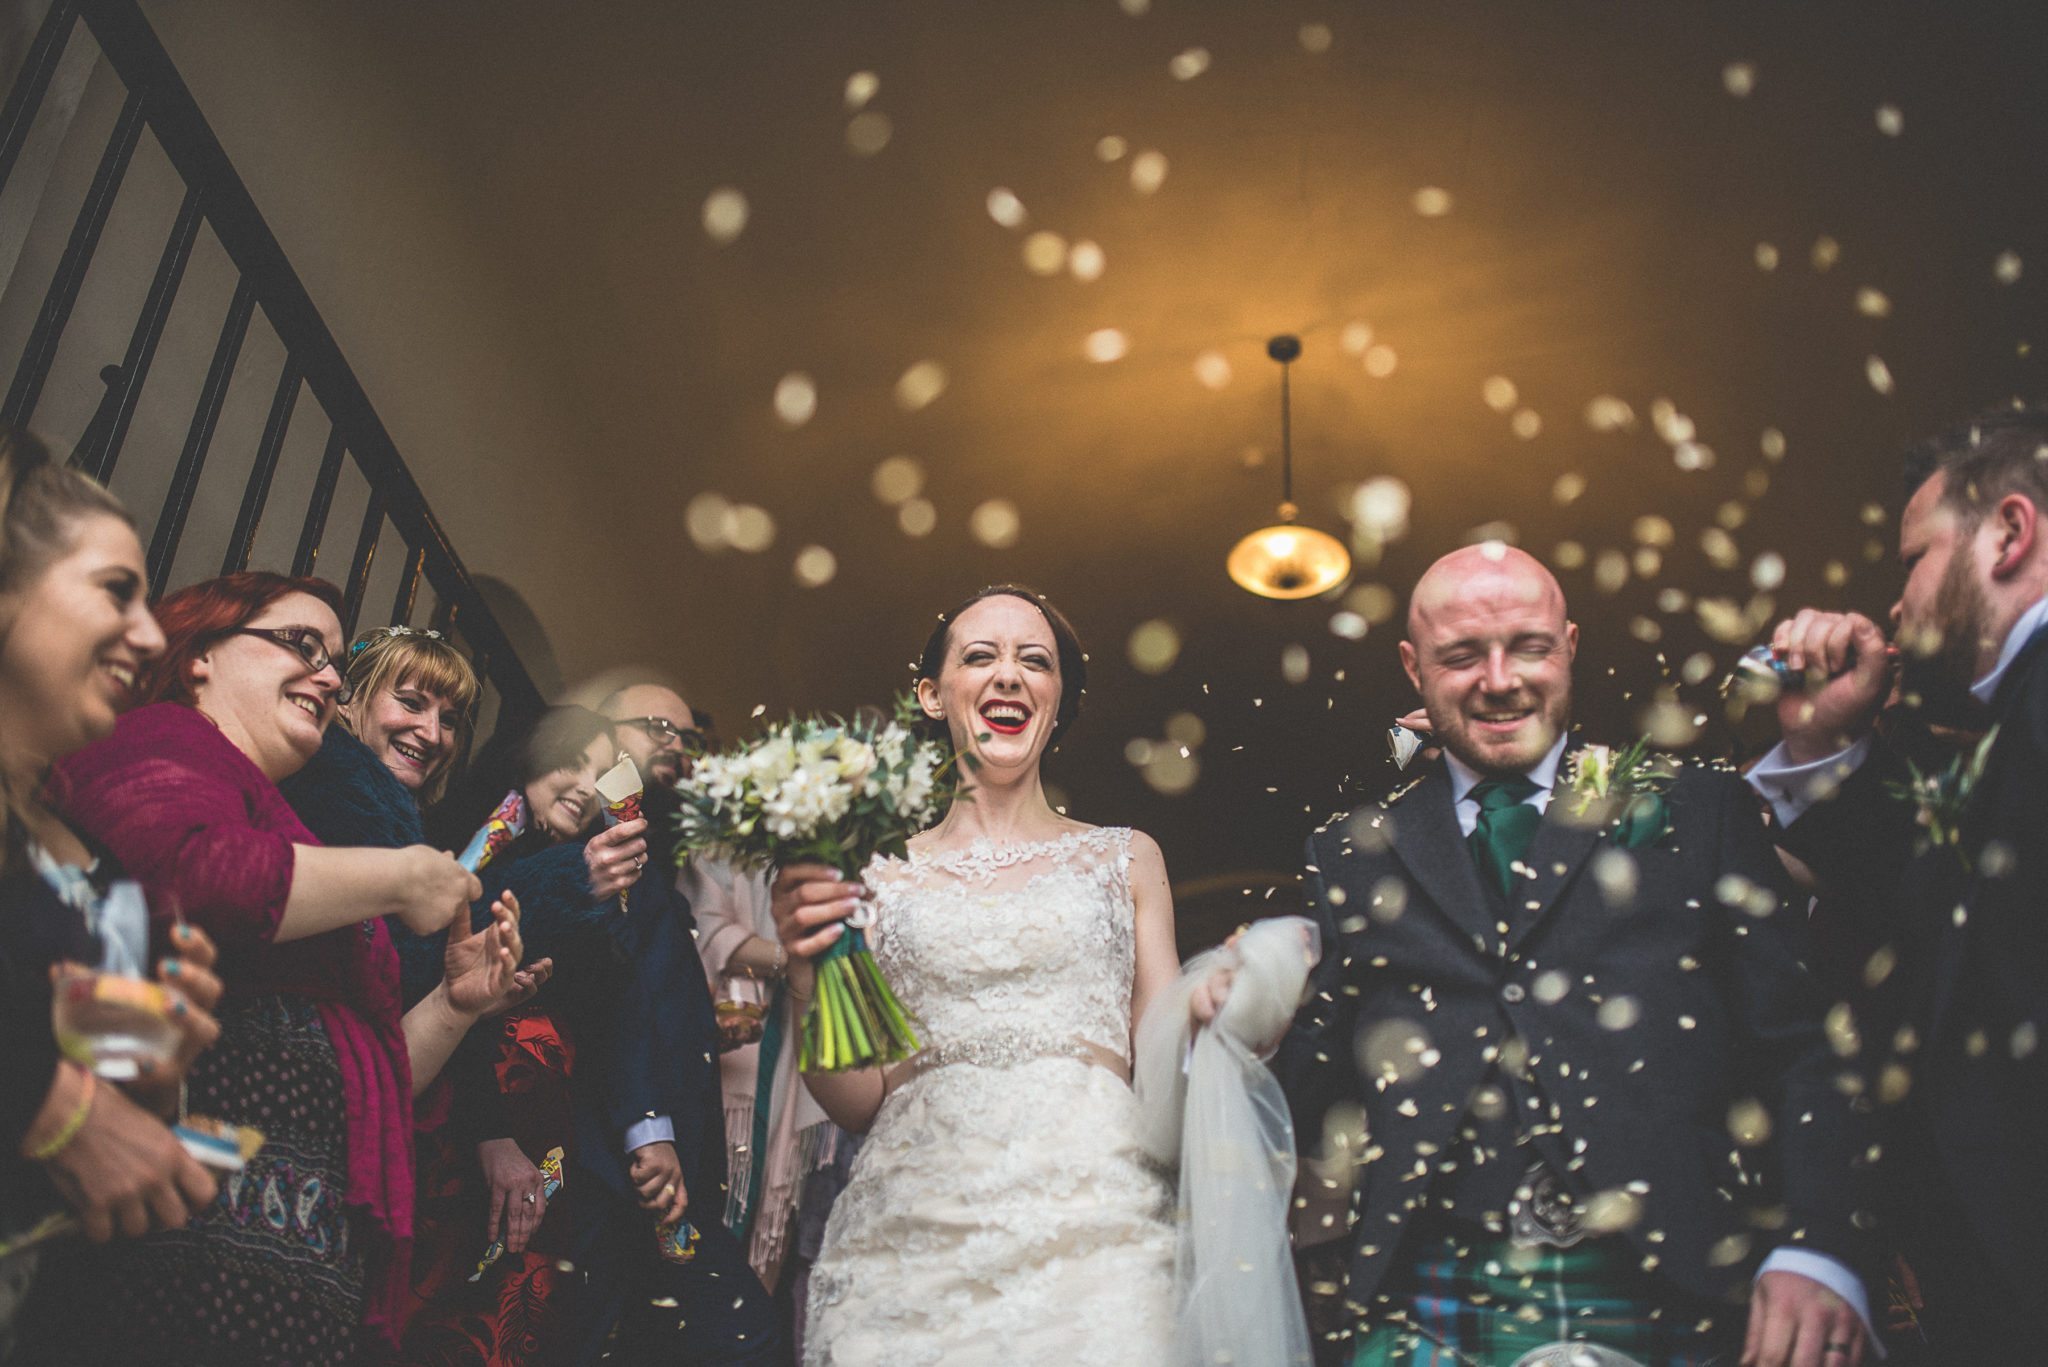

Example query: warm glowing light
[1193,351,1232,390]
[1411,186,1453,217]
[725,504,776,553]
[1363,345,1398,377]
[1481,376,1518,412]
[1095,135,1128,162]
[1169,48,1211,80]
[871,456,924,504]
[1875,104,1903,136]
[969,499,1021,548]
[1127,620,1182,674]
[1811,235,1841,272]
[1339,322,1373,356]
[1228,522,1350,600]
[1722,61,1757,97]
[1510,408,1542,440]
[1023,231,1068,275]
[898,498,937,537]
[1994,251,2023,284]
[1068,240,1106,281]
[1856,287,1892,318]
[844,71,880,110]
[794,545,838,587]
[1754,242,1780,271]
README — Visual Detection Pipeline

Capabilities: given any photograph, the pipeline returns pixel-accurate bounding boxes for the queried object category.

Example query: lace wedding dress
[804,827,1176,1366]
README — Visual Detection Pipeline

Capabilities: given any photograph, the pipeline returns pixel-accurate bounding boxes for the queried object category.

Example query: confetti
[1169,48,1211,81]
[1345,582,1397,624]
[1874,103,1903,136]
[1068,240,1106,281]
[1856,286,1892,318]
[1299,23,1333,54]
[1726,1098,1772,1147]
[846,111,893,156]
[1750,552,1786,591]
[897,498,937,537]
[1632,515,1675,548]
[1084,328,1129,362]
[686,493,732,552]
[1753,242,1780,271]
[701,187,749,244]
[725,504,775,553]
[1583,396,1635,432]
[969,499,1021,548]
[1023,231,1068,275]
[894,361,948,411]
[1130,150,1169,194]
[793,545,837,588]
[871,456,924,505]
[1127,619,1181,674]
[1095,135,1128,162]
[1281,644,1311,684]
[1411,187,1453,217]
[985,187,1027,228]
[1760,427,1787,460]
[1510,408,1542,440]
[1721,61,1757,97]
[1339,322,1374,356]
[1164,711,1206,747]
[1552,473,1587,504]
[1193,350,1232,390]
[1553,541,1587,570]
[1481,376,1518,412]
[1363,345,1398,378]
[844,71,880,110]
[1994,250,2024,284]
[1810,235,1841,272]
[773,372,817,427]
[1865,355,1895,395]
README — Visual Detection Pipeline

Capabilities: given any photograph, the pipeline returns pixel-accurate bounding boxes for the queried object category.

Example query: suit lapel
[1502,798,1607,956]
[1377,760,1496,947]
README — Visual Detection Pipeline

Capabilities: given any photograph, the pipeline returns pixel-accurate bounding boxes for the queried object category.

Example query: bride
[772,585,1219,1366]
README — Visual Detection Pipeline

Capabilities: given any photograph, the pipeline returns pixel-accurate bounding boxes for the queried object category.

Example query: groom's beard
[1900,553,1993,727]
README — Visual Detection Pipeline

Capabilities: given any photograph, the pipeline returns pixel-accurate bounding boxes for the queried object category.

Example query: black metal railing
[0,0,544,726]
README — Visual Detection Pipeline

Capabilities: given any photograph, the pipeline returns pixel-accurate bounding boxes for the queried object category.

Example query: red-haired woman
[29,572,542,1366]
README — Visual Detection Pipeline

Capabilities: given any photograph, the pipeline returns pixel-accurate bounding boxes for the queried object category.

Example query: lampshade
[1226,333,1354,599]
[1226,520,1351,599]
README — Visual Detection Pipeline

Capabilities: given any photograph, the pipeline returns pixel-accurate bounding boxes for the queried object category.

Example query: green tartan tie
[1468,777,1542,899]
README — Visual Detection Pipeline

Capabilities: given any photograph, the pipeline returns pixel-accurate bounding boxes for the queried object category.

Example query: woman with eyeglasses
[36,571,539,1366]
[402,705,646,1366]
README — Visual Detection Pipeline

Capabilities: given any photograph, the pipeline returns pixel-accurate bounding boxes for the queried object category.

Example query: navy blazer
[1278,748,1876,1322]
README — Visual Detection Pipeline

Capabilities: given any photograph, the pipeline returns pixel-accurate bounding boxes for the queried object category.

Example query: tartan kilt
[1350,1227,1741,1367]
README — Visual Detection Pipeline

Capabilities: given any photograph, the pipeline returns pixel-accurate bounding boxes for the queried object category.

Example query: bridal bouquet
[673,696,960,1071]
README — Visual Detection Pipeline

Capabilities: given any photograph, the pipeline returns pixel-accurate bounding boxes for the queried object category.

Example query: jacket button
[1500,983,1526,1004]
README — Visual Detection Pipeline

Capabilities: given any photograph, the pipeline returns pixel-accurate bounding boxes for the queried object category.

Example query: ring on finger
[522,1191,537,1205]
[845,901,874,930]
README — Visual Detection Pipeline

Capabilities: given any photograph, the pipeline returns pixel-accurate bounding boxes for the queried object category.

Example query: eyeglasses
[235,627,354,705]
[617,716,705,751]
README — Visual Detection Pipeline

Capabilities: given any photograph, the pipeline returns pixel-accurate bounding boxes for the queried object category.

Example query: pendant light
[1226,334,1352,600]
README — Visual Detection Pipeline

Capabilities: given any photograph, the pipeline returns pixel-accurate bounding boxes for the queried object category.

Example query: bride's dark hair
[915,584,1088,747]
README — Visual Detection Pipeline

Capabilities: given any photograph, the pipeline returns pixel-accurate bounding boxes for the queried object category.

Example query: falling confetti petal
[1164,712,1206,747]
[1584,396,1636,431]
[1754,242,1780,271]
[793,545,838,587]
[846,111,893,155]
[969,499,1021,548]
[1193,351,1232,390]
[871,456,924,505]
[1023,231,1068,275]
[1552,473,1587,504]
[1411,186,1454,217]
[1351,479,1411,541]
[773,373,817,427]
[1481,376,1518,412]
[844,71,880,110]
[1130,150,1169,194]
[894,361,948,412]
[1875,103,1903,136]
[1329,611,1368,640]
[1856,287,1892,317]
[1995,251,2024,284]
[1118,0,1150,15]
[986,187,1027,228]
[686,493,732,552]
[1510,409,1542,440]
[1553,541,1587,569]
[1811,235,1841,272]
[1299,23,1333,54]
[1169,48,1211,80]
[1281,644,1311,684]
[1128,619,1182,674]
[1632,515,1675,547]
[701,187,749,244]
[1339,322,1374,356]
[897,498,937,537]
[1722,61,1757,97]
[1085,328,1129,363]
[1865,355,1895,395]
[1068,240,1107,281]
[1751,552,1786,590]
[1760,427,1787,460]
[724,504,776,553]
[1095,135,1128,162]
[1363,345,1398,378]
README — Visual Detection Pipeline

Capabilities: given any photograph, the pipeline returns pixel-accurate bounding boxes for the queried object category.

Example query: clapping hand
[444,890,553,1018]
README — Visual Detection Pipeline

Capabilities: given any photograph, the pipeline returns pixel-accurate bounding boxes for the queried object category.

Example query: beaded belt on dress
[898,1026,1130,1082]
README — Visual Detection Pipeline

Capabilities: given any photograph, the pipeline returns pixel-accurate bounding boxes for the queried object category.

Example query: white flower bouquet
[673,695,960,1071]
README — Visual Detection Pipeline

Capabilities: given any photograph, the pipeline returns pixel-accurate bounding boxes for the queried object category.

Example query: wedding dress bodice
[805,825,1175,1366]
[866,825,1137,1066]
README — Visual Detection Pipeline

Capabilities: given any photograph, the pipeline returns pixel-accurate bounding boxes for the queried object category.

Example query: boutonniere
[1885,725,1998,869]
[1563,736,1676,849]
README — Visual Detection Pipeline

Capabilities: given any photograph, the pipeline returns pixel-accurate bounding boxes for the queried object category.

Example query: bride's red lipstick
[978,701,1031,735]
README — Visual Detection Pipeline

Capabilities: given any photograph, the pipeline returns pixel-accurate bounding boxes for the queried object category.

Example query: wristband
[28,1068,96,1162]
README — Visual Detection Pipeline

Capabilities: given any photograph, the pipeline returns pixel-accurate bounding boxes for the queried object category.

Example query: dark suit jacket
[1778,625,2048,1313]
[1277,748,1875,1320]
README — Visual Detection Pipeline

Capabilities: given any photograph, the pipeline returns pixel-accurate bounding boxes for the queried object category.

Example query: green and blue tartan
[1350,1227,1741,1367]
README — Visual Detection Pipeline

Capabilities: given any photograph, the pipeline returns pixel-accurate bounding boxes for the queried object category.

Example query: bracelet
[28,1068,96,1162]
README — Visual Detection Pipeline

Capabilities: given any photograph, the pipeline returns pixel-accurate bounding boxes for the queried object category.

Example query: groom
[1277,545,1876,1366]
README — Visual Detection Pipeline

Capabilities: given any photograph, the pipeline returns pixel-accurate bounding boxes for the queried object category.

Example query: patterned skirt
[21,994,364,1366]
[1351,1228,1740,1367]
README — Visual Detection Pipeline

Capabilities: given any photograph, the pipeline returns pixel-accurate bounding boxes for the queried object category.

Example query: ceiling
[144,0,2048,937]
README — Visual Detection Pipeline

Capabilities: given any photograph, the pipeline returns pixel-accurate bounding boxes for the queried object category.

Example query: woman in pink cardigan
[36,572,539,1365]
